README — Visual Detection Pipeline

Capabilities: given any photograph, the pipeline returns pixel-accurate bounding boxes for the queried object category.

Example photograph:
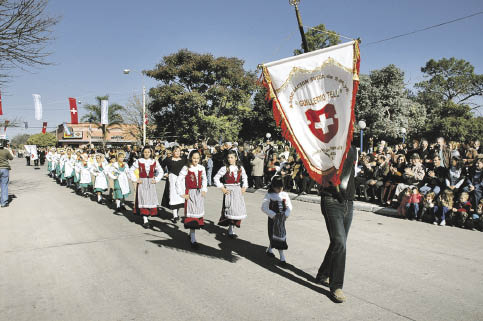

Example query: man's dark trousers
[317,196,353,290]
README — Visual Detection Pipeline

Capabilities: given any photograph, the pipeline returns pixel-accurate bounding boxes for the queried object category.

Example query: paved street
[1,159,482,321]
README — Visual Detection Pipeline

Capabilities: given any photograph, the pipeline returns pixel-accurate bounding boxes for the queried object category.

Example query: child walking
[108,152,131,214]
[176,150,207,249]
[261,176,292,265]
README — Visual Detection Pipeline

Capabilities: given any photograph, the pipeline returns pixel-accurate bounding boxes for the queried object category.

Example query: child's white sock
[266,246,273,254]
[143,216,148,224]
[190,229,196,243]
[116,199,121,208]
[228,225,234,235]
[278,250,286,262]
[172,209,178,218]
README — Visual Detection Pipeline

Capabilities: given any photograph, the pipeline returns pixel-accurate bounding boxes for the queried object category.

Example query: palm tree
[81,95,125,149]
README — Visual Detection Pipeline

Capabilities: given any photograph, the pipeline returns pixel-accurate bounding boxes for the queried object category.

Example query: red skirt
[184,217,204,229]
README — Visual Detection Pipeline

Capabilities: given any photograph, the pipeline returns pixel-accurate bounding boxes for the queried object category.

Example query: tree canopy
[294,24,340,55]
[145,49,257,143]
[26,132,56,147]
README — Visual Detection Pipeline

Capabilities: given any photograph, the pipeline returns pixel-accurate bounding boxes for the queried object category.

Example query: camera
[0,139,8,148]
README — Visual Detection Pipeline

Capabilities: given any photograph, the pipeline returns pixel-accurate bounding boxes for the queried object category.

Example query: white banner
[24,145,38,160]
[101,100,109,125]
[261,41,360,185]
[32,94,42,120]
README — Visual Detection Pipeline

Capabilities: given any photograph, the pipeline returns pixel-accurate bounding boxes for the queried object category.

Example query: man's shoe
[315,274,330,287]
[330,289,346,303]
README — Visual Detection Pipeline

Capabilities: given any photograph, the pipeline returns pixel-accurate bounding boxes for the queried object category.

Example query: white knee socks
[116,199,121,208]
[172,209,178,218]
[278,250,286,262]
[190,229,196,243]
[97,194,102,202]
[143,216,148,224]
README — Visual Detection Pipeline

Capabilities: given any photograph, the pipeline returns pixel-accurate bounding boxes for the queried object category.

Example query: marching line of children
[44,146,293,263]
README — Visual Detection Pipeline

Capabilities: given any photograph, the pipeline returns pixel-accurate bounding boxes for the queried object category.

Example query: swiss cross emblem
[71,109,77,114]
[305,104,339,143]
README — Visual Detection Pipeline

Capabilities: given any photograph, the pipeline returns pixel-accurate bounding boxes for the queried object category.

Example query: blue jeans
[318,196,353,290]
[206,168,213,186]
[0,169,9,206]
[405,202,420,219]
[433,205,450,222]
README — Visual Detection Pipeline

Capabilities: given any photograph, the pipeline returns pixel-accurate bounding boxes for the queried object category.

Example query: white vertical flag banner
[100,100,109,125]
[261,41,360,186]
[32,94,42,120]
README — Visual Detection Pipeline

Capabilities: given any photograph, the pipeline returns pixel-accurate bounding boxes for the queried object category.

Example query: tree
[122,93,155,144]
[294,23,340,55]
[355,65,427,143]
[145,49,256,143]
[0,0,59,83]
[81,95,125,147]
[10,133,30,147]
[415,57,483,141]
[26,132,56,146]
[238,85,281,142]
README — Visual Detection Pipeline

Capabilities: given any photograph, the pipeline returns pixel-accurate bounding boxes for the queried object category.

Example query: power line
[364,11,483,46]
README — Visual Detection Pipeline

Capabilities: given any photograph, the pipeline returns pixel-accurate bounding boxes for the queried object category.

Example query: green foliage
[146,49,256,143]
[355,65,426,143]
[416,57,483,142]
[238,85,281,142]
[10,133,30,147]
[294,24,341,55]
[26,133,56,147]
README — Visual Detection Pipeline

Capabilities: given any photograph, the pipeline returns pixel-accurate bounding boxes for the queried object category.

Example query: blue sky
[2,0,483,137]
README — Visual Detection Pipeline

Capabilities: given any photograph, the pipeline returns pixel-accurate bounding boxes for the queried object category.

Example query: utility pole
[290,0,309,53]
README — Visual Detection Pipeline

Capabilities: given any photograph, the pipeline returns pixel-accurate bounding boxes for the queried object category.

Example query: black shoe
[265,251,275,258]
[142,222,150,229]
[1,204,9,208]
[279,260,288,267]
[171,217,180,223]
[315,274,330,287]
[228,234,238,239]
[190,242,199,250]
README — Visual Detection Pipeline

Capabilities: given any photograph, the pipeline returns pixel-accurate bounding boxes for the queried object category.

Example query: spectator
[364,154,389,203]
[0,141,14,207]
[435,137,451,168]
[395,154,425,197]
[265,153,280,186]
[250,149,264,189]
[419,155,447,196]
[463,157,482,208]
[446,156,466,194]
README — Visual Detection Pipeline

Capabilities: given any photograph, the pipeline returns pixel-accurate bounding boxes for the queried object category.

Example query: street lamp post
[358,120,366,153]
[289,0,309,53]
[123,69,146,146]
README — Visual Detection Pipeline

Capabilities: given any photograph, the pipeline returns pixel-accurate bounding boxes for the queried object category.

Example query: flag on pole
[24,122,28,129]
[69,98,79,124]
[33,94,42,120]
[0,90,3,116]
[101,100,109,125]
[260,41,360,186]
[25,145,38,160]
[63,122,71,135]
[42,122,47,134]
[144,112,148,125]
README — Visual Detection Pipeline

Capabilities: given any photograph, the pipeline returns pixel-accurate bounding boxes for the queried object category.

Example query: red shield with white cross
[305,104,339,143]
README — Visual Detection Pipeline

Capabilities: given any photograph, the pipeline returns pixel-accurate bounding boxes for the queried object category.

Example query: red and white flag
[0,90,3,116]
[261,41,360,186]
[69,98,78,124]
[144,112,148,125]
[42,122,47,134]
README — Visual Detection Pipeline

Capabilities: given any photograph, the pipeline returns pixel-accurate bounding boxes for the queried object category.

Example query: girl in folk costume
[63,148,76,188]
[56,149,65,184]
[73,152,82,190]
[161,146,186,222]
[261,176,292,265]
[91,154,109,204]
[78,155,93,197]
[214,149,248,239]
[46,147,56,177]
[108,152,131,214]
[106,155,117,200]
[176,150,207,249]
[129,147,164,229]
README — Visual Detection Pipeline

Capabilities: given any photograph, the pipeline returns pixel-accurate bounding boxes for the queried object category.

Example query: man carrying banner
[261,40,360,303]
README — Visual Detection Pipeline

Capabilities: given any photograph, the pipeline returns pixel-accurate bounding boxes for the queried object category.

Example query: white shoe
[433,221,438,225]
[440,220,446,226]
